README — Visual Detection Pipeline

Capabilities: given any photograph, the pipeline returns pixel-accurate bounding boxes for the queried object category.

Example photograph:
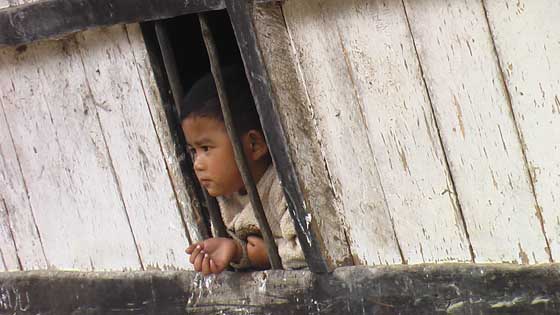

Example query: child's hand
[186,237,242,275]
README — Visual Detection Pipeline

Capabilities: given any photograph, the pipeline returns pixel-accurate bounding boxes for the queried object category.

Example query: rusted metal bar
[198,13,283,269]
[226,0,330,272]
[154,21,227,239]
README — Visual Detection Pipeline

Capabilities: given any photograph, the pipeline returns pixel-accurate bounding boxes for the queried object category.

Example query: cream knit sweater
[217,166,307,270]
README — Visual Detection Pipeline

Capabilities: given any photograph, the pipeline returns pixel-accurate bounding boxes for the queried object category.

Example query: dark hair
[180,65,262,134]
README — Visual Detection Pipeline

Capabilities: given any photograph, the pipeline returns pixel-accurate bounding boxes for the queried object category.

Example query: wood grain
[0,83,46,270]
[0,198,19,270]
[253,3,353,268]
[324,0,472,263]
[0,38,142,270]
[0,0,226,46]
[283,0,403,265]
[483,0,560,261]
[403,0,550,263]
[125,24,204,246]
[75,25,191,270]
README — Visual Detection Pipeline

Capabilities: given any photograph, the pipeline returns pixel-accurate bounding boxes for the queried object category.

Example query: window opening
[143,9,282,269]
[198,12,283,269]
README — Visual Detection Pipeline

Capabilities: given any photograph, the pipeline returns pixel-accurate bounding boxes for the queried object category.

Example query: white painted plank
[254,4,353,267]
[0,0,9,10]
[330,0,471,263]
[0,199,19,271]
[0,50,47,271]
[0,40,142,270]
[483,0,560,261]
[76,25,191,270]
[283,0,403,265]
[125,24,203,248]
[403,0,550,263]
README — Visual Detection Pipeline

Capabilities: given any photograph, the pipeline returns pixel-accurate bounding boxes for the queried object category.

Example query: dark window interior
[161,10,242,93]
[140,10,245,237]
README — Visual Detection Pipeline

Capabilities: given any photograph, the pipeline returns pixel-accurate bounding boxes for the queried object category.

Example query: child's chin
[206,188,224,197]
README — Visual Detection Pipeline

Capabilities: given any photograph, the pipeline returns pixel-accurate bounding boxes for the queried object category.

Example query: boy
[182,66,306,275]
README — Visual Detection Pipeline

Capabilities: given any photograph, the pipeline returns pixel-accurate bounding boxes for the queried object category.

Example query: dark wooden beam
[226,0,330,273]
[2,264,560,314]
[0,0,226,46]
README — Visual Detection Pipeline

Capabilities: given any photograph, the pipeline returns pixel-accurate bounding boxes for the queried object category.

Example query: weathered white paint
[283,0,403,265]
[483,0,560,261]
[3,0,36,8]
[325,0,472,263]
[254,3,353,267]
[0,199,19,271]
[125,24,204,246]
[403,0,550,263]
[0,89,47,270]
[0,39,142,270]
[75,25,191,270]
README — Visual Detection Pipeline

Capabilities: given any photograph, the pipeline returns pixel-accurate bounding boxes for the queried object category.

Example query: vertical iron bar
[198,13,283,269]
[154,21,228,239]
[226,0,330,272]
[204,193,228,238]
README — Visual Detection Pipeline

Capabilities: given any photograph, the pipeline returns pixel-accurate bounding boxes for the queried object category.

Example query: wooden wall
[255,0,560,266]
[0,24,203,271]
[1,0,558,271]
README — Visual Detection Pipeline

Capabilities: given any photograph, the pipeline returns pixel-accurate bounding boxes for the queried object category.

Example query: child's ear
[243,130,269,161]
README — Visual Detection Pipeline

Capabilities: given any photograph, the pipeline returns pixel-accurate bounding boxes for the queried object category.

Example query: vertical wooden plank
[484,0,560,257]
[0,86,47,270]
[76,25,191,270]
[283,0,403,265]
[126,24,204,245]
[0,40,142,270]
[0,199,20,271]
[483,0,560,260]
[330,0,471,263]
[403,0,550,263]
[253,3,353,267]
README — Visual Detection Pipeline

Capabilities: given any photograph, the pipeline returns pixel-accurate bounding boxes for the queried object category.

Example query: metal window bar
[225,0,330,273]
[154,21,228,239]
[198,13,283,269]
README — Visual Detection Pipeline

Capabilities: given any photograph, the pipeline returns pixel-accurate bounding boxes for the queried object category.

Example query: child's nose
[193,156,205,171]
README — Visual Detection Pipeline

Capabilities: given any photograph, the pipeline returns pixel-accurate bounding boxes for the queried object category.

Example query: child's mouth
[199,179,212,187]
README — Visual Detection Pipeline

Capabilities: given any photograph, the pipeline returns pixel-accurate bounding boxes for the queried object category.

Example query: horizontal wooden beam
[0,0,236,46]
[2,264,560,314]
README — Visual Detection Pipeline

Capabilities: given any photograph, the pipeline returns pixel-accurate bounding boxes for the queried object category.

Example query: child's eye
[201,146,210,152]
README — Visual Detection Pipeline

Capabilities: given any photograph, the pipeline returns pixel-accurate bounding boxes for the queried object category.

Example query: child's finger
[209,259,221,274]
[193,251,204,272]
[189,245,203,264]
[186,242,203,254]
[186,244,196,254]
[201,254,211,275]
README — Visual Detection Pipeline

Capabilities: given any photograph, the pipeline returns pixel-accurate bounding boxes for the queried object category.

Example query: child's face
[182,116,244,197]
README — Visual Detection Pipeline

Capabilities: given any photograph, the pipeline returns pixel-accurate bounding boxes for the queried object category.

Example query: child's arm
[246,236,271,269]
[186,236,270,274]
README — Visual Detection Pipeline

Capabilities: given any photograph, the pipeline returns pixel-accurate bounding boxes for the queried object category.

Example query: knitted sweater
[217,166,307,270]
